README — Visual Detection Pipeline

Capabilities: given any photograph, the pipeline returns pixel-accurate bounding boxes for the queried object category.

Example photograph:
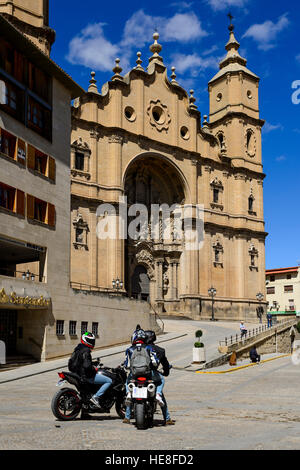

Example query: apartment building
[0,12,84,359]
[266,266,300,317]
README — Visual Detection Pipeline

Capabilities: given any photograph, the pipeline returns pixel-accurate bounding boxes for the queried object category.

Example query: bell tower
[0,0,55,55]
[208,16,264,166]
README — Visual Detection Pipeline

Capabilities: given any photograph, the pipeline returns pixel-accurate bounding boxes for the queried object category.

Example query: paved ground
[1,318,300,451]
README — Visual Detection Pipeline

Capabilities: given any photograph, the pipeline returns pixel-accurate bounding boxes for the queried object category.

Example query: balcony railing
[0,268,45,282]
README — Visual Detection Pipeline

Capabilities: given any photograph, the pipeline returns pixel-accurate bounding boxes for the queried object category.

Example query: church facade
[70,27,267,321]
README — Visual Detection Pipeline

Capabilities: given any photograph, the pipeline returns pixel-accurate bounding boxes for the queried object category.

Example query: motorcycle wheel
[51,388,81,421]
[135,402,146,430]
[115,397,126,419]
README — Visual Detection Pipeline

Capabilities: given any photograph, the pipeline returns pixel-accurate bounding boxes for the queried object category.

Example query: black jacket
[73,343,96,381]
[150,344,170,376]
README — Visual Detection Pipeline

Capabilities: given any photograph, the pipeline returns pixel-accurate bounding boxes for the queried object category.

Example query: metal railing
[150,303,164,333]
[0,268,45,282]
[219,319,291,347]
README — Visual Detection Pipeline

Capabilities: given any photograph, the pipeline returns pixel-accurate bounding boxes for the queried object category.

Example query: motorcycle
[51,359,127,421]
[127,366,171,430]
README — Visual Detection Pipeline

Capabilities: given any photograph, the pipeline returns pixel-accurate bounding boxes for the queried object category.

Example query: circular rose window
[152,106,165,125]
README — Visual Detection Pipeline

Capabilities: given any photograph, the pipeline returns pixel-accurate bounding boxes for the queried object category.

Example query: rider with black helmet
[144,330,175,426]
[69,332,113,408]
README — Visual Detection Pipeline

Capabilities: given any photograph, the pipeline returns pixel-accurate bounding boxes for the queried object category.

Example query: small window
[0,183,15,211]
[92,322,99,336]
[56,320,64,336]
[34,198,47,223]
[0,129,16,159]
[287,274,292,280]
[34,150,48,175]
[267,287,275,294]
[270,275,275,282]
[75,152,85,171]
[250,254,255,267]
[248,196,254,212]
[213,188,219,204]
[284,285,293,293]
[81,321,88,335]
[69,321,77,336]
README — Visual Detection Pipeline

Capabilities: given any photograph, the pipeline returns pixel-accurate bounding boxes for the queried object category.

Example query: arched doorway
[131,265,150,301]
[124,155,186,309]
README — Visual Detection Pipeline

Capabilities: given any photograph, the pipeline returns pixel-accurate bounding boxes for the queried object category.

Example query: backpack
[68,348,82,374]
[130,345,152,378]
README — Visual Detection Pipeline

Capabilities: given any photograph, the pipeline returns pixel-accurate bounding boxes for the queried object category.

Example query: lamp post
[112,278,123,293]
[256,292,264,324]
[208,286,217,321]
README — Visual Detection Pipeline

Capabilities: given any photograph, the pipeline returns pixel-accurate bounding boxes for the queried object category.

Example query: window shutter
[47,203,56,227]
[15,190,25,216]
[26,194,35,219]
[16,139,26,165]
[48,156,56,182]
[27,144,35,170]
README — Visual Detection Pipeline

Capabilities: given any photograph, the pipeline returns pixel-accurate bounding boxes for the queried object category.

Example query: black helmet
[81,331,96,348]
[131,329,146,345]
[144,330,156,344]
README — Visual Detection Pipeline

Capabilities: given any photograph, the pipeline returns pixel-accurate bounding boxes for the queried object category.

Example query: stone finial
[111,58,123,80]
[88,71,99,94]
[203,115,209,127]
[170,66,178,85]
[135,51,144,70]
[149,31,163,64]
[189,89,198,110]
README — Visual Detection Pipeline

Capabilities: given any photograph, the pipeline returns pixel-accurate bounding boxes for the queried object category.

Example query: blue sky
[50,0,300,269]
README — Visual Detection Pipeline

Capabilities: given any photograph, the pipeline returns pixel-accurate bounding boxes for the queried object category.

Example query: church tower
[208,17,264,167]
[207,17,267,315]
[0,0,55,55]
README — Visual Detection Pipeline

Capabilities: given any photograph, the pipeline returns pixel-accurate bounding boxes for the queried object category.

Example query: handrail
[219,318,295,347]
[150,303,164,333]
[0,268,45,282]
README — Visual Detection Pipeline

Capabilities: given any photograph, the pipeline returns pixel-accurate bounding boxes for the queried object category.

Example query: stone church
[70,25,267,321]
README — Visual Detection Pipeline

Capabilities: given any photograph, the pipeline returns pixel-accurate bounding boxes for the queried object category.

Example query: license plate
[56,379,66,387]
[132,387,147,399]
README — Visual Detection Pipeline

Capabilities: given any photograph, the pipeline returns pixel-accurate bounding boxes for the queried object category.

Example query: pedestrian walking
[290,326,296,353]
[240,321,247,339]
[267,312,273,328]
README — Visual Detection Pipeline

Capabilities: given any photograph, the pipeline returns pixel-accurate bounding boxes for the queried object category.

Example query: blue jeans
[90,372,112,398]
[125,371,170,421]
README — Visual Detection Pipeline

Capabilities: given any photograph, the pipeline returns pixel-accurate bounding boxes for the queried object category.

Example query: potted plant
[193,329,206,363]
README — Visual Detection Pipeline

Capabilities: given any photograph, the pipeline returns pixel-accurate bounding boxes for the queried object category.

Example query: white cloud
[206,0,249,11]
[263,122,284,133]
[121,10,208,47]
[296,54,300,64]
[171,52,218,74]
[276,155,287,162]
[67,23,120,72]
[67,10,209,73]
[243,13,290,51]
[164,13,208,42]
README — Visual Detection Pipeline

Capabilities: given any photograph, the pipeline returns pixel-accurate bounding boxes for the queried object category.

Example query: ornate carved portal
[124,156,185,310]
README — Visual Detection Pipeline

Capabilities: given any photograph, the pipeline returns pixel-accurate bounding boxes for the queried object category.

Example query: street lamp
[208,286,217,321]
[112,278,123,293]
[256,292,264,324]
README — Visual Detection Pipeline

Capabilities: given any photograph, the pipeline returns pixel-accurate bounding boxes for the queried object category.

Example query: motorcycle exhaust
[147,383,156,395]
[128,382,135,392]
